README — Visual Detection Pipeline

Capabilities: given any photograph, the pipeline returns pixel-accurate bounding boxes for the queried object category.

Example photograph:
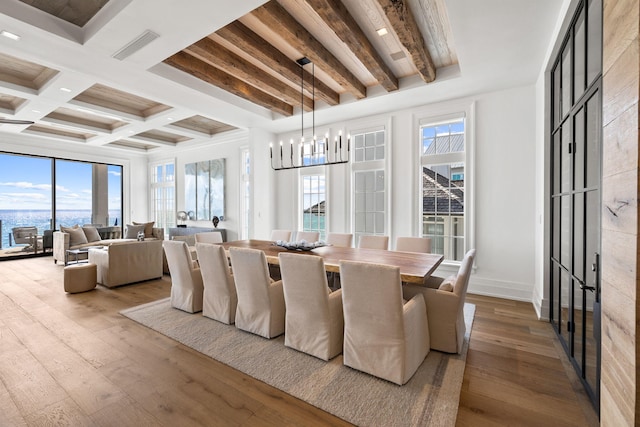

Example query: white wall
[269,84,538,301]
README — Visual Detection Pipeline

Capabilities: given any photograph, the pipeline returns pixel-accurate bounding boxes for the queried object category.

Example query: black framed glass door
[549,0,601,413]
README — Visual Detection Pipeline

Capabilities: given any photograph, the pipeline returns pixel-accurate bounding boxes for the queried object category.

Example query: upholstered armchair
[194,232,223,244]
[295,231,320,242]
[163,240,204,313]
[195,243,237,324]
[270,229,292,241]
[325,232,353,248]
[358,235,389,250]
[279,253,344,361]
[229,247,285,339]
[339,260,430,385]
[403,249,476,353]
[395,236,432,253]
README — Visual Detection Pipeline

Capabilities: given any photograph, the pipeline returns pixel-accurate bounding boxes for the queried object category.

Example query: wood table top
[220,239,444,284]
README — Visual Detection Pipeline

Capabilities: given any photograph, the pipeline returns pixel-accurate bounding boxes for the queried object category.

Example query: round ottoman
[64,263,97,293]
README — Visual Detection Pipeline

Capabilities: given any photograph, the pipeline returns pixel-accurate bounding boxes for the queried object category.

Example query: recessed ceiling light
[31,109,41,113]
[376,27,388,37]
[60,87,72,92]
[0,30,20,41]
[167,117,173,121]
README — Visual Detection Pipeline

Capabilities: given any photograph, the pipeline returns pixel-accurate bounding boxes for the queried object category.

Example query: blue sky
[0,154,121,210]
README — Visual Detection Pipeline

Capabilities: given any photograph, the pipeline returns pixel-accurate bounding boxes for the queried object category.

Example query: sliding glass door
[0,152,122,260]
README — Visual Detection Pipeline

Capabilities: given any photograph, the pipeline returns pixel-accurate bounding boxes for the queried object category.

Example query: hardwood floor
[0,257,598,426]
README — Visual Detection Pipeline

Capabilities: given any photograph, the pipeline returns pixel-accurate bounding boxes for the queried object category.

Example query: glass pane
[423,137,434,154]
[587,0,602,86]
[365,171,375,192]
[365,213,374,233]
[375,192,385,211]
[553,64,561,127]
[375,170,384,191]
[355,149,364,162]
[551,265,560,332]
[585,190,600,394]
[375,146,384,159]
[552,196,560,260]
[355,213,365,232]
[573,278,584,366]
[355,172,366,192]
[365,133,375,147]
[56,160,93,228]
[355,193,365,212]
[560,269,571,347]
[562,43,572,117]
[561,195,571,267]
[354,134,364,148]
[376,131,384,146]
[574,107,585,190]
[365,192,374,211]
[574,9,586,101]
[0,154,52,255]
[574,193,584,281]
[375,212,384,232]
[553,131,561,195]
[364,147,375,161]
[586,90,601,188]
[561,125,571,193]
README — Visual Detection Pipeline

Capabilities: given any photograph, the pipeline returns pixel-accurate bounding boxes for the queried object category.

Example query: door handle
[580,283,596,292]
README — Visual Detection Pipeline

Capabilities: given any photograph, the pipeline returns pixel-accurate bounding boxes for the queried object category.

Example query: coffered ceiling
[0,0,563,154]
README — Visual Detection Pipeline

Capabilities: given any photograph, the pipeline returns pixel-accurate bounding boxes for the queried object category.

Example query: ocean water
[0,210,121,249]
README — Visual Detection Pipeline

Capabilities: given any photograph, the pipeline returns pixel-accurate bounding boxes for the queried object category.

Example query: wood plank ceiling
[164,0,455,117]
[0,0,455,152]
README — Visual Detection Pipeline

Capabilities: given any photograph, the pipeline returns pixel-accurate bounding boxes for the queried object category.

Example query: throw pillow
[438,275,457,292]
[60,224,79,234]
[125,224,146,239]
[67,227,88,246]
[133,221,155,238]
[82,226,102,243]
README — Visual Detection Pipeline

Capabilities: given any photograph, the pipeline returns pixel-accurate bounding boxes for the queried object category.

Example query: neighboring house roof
[422,133,464,155]
[423,167,464,215]
[304,200,325,214]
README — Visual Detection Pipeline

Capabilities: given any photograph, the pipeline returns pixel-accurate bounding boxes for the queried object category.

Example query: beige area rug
[121,299,475,427]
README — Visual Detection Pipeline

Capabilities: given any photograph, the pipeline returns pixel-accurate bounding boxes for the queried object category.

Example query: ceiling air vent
[112,30,159,60]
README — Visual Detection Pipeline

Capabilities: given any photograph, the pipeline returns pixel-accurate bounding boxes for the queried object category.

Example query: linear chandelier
[270,57,350,171]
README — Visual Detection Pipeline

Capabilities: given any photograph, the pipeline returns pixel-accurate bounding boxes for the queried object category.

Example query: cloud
[109,170,121,177]
[1,192,47,200]
[0,181,51,190]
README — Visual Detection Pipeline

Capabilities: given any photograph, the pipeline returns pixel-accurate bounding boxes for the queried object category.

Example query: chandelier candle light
[270,57,350,170]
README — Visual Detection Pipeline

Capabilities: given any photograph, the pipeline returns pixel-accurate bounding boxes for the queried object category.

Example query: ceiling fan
[0,118,34,125]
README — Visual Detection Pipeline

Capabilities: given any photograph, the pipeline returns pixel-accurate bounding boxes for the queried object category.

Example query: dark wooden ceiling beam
[304,0,398,92]
[164,51,293,117]
[251,1,366,99]
[185,37,314,111]
[377,0,436,83]
[216,21,340,106]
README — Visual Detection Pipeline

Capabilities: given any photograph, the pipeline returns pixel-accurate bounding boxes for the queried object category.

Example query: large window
[420,118,465,261]
[301,172,325,240]
[352,128,386,245]
[150,161,175,234]
[0,152,122,258]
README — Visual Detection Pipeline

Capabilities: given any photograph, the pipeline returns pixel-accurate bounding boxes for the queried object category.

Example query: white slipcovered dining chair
[194,232,223,244]
[295,231,320,242]
[279,253,344,360]
[395,236,432,253]
[403,249,476,353]
[195,243,237,324]
[270,229,292,241]
[339,260,430,385]
[325,232,353,248]
[358,235,389,250]
[229,247,286,339]
[163,240,204,313]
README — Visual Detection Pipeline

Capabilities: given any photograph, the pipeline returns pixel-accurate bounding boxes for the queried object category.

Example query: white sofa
[53,226,164,264]
[88,240,163,288]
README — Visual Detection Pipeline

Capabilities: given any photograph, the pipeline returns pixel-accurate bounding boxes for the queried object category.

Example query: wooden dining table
[220,239,444,284]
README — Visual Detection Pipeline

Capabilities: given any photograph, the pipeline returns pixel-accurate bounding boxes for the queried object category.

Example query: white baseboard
[467,276,533,302]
